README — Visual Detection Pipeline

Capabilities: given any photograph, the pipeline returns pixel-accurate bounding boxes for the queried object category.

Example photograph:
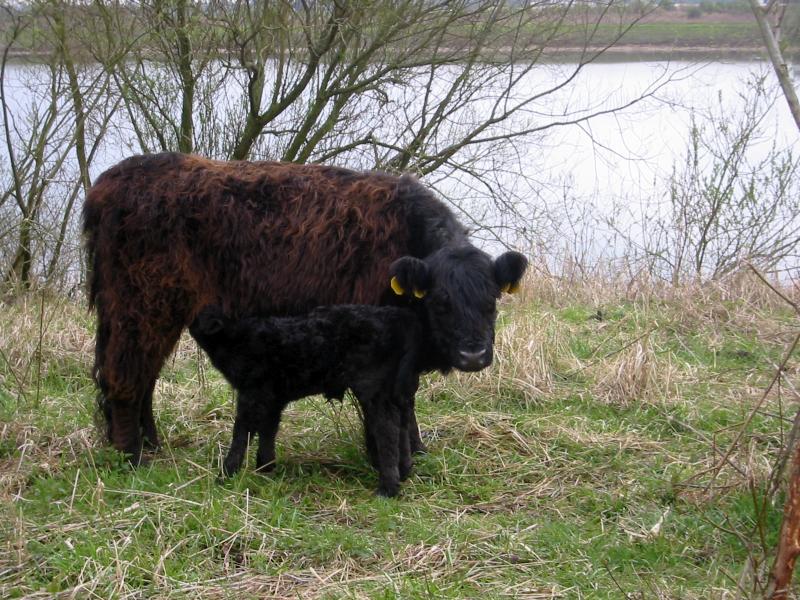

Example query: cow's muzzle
[457,348,491,372]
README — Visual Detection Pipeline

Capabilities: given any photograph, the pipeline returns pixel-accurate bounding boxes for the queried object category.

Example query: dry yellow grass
[1,268,798,597]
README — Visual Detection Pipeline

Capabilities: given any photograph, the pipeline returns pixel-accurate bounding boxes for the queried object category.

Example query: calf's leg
[407,401,426,454]
[396,373,420,479]
[255,403,285,473]
[222,402,256,478]
[398,408,413,482]
[362,397,402,497]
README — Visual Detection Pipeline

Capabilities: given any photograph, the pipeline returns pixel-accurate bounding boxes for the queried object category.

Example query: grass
[1,272,798,598]
[599,21,761,48]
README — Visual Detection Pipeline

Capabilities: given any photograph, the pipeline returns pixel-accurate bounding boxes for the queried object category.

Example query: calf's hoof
[222,456,243,478]
[254,461,276,474]
[376,481,401,498]
[409,427,427,454]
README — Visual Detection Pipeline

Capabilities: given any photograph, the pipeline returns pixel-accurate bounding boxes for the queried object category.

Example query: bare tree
[744,4,800,594]
[0,0,120,291]
[609,76,800,285]
[1,4,75,289]
[749,0,800,132]
[3,0,682,291]
[91,0,673,234]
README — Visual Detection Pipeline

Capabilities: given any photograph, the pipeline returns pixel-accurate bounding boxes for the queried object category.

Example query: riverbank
[545,9,787,60]
[1,8,790,63]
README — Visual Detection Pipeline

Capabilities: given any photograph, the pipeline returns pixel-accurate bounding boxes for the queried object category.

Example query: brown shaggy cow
[83,152,527,464]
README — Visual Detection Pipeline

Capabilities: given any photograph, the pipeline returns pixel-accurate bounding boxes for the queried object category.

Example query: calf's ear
[389,256,432,299]
[193,308,225,335]
[494,251,528,294]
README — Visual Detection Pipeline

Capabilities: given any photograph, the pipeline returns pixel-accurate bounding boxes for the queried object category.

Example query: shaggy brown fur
[84,153,468,461]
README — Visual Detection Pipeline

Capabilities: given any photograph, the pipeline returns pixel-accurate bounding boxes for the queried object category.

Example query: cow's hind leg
[137,324,183,451]
[96,316,180,465]
[108,390,144,464]
[140,382,160,450]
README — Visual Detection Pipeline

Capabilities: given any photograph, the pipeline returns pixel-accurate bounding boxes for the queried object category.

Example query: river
[1,57,797,276]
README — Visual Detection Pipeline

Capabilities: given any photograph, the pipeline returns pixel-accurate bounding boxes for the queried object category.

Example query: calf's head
[188,307,243,375]
[189,306,229,346]
[389,246,528,372]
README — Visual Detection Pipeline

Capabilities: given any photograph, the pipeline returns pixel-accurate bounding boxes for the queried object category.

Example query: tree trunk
[5,216,33,289]
[749,0,800,133]
[176,0,194,154]
[767,431,800,598]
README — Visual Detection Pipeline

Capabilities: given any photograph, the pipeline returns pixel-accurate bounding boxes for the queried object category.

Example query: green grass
[1,281,797,598]
[611,22,761,47]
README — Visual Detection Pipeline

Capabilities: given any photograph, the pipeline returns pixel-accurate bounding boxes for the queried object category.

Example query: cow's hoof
[122,443,145,467]
[141,435,160,451]
[399,460,413,481]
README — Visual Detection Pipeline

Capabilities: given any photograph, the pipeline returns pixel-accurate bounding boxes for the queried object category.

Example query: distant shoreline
[543,45,774,62]
[2,45,784,64]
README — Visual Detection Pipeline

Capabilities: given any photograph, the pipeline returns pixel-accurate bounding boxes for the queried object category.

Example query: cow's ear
[389,256,431,299]
[494,251,528,294]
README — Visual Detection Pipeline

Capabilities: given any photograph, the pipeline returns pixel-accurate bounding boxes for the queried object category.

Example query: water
[538,60,796,203]
[506,60,800,270]
[1,58,798,279]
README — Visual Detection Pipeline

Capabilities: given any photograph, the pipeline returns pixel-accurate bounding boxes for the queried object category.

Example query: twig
[766,431,800,599]
[0,344,28,404]
[566,326,659,377]
[705,332,800,491]
[768,407,800,499]
[740,262,800,599]
[34,291,45,408]
[746,262,799,315]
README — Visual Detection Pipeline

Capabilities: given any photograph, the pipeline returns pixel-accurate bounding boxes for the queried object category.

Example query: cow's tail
[91,317,112,442]
[83,189,113,441]
[82,189,102,312]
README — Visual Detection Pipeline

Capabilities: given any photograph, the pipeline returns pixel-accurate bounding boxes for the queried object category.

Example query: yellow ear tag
[413,289,426,299]
[501,283,511,293]
[390,276,405,296]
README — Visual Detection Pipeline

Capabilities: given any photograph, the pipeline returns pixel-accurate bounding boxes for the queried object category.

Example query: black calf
[189,304,423,497]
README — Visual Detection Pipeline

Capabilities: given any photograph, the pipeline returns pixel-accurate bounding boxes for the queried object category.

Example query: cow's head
[389,246,528,372]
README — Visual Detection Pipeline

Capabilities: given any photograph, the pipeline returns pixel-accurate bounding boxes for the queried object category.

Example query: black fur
[190,305,424,497]
[189,247,528,496]
[388,246,529,372]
